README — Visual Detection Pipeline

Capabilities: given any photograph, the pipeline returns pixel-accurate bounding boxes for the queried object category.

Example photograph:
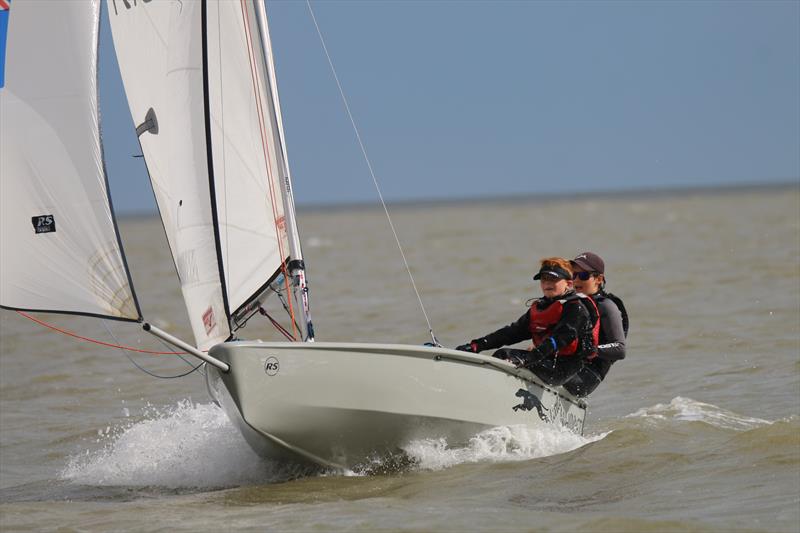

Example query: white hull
[207,342,587,469]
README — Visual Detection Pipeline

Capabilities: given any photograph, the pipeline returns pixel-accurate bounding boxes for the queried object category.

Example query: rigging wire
[13,311,203,379]
[15,311,187,355]
[102,321,205,379]
[241,0,299,340]
[259,307,296,341]
[270,282,301,335]
[305,0,440,346]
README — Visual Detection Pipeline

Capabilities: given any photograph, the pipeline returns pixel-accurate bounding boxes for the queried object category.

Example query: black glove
[493,348,530,367]
[535,337,558,359]
[455,337,491,353]
[517,338,557,369]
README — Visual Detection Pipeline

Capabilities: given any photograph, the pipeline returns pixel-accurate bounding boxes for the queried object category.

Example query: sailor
[562,252,629,398]
[455,257,599,387]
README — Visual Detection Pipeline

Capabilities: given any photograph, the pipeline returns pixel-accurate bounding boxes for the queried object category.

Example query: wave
[625,396,774,431]
[61,401,298,489]
[61,400,606,488]
[398,425,606,472]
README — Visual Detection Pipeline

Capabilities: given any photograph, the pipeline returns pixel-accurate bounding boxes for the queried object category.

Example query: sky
[98,0,800,214]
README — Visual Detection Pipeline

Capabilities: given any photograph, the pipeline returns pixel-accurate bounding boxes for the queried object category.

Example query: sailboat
[0,0,586,470]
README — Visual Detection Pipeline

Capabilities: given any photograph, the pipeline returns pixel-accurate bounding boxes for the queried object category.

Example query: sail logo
[202,306,216,334]
[31,215,55,234]
[0,0,9,89]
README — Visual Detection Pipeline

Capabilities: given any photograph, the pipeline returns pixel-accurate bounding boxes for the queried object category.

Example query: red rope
[259,307,295,341]
[240,1,298,340]
[15,311,187,355]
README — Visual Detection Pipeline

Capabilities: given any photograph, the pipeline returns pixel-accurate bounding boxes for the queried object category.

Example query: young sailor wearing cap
[562,252,629,397]
[455,257,600,387]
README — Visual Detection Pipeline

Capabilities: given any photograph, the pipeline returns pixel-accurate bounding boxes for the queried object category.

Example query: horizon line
[116,179,799,218]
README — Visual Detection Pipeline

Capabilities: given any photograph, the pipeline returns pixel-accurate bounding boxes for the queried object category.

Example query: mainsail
[108,0,298,350]
[0,0,141,322]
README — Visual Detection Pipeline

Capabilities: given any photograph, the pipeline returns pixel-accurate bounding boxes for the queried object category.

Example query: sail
[108,0,292,349]
[0,0,141,322]
[205,0,290,319]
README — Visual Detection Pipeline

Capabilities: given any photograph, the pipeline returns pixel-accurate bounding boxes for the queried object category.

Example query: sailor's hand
[455,343,477,353]
[511,354,530,368]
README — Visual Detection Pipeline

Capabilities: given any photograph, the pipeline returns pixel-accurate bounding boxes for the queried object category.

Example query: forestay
[109,0,294,350]
[0,0,141,322]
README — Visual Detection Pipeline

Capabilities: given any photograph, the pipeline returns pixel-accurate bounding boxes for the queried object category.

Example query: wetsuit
[467,291,598,386]
[562,291,628,397]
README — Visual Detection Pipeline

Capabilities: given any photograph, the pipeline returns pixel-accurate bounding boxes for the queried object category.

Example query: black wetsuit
[562,291,628,397]
[469,291,598,387]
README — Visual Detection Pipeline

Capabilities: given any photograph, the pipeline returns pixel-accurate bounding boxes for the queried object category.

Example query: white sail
[0,0,140,321]
[109,0,228,349]
[108,0,294,349]
[205,0,290,319]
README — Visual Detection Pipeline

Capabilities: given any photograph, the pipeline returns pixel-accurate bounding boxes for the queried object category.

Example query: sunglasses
[572,271,598,281]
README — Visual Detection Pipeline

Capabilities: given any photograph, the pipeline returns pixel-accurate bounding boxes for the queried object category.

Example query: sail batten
[0,0,141,322]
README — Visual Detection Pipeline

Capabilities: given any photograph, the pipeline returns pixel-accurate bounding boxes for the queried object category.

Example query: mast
[253,0,314,341]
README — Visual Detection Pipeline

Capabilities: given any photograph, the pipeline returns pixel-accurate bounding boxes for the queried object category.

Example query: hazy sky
[99,0,800,214]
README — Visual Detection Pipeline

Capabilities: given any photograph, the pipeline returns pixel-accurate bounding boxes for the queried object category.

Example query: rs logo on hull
[264,356,279,376]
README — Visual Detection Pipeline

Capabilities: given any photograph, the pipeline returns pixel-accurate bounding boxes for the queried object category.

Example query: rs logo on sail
[31,215,55,234]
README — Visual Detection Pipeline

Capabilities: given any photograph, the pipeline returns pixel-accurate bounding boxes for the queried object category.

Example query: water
[1,186,798,531]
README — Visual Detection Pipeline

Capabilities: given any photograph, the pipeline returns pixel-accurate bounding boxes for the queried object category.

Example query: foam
[62,401,607,487]
[400,424,607,471]
[626,396,773,431]
[61,401,289,488]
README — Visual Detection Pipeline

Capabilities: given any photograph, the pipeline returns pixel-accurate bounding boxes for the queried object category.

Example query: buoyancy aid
[528,293,600,357]
[601,290,629,337]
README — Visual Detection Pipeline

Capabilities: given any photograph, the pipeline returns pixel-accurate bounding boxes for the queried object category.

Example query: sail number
[31,215,56,234]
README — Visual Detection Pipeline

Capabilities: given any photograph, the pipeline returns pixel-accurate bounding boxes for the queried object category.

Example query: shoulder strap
[603,291,629,337]
[563,293,599,326]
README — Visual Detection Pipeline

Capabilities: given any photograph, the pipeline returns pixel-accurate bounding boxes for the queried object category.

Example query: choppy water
[1,186,798,531]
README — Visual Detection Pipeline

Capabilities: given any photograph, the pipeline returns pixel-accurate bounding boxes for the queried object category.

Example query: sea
[1,185,798,532]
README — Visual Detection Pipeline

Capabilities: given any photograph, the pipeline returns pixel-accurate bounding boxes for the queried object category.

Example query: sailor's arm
[597,300,626,361]
[461,311,531,353]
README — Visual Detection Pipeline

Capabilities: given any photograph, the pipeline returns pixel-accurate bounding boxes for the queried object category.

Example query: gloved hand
[493,348,529,367]
[516,338,557,369]
[455,337,490,353]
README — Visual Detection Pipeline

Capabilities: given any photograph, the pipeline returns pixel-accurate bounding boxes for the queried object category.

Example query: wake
[61,400,607,488]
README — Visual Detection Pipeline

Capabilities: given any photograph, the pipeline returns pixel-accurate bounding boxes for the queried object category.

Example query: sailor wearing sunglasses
[455,257,600,388]
[562,252,629,398]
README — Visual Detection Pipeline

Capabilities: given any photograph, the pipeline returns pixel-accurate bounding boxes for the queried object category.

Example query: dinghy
[0,0,586,470]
